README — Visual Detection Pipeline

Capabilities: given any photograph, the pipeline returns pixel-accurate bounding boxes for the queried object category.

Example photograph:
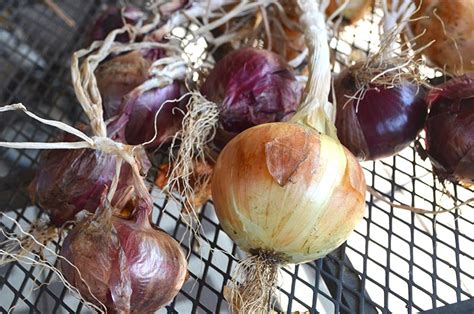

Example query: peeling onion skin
[29,145,150,227]
[425,75,474,185]
[411,0,474,75]
[60,202,188,313]
[201,48,302,147]
[96,49,166,120]
[212,123,366,264]
[333,68,428,160]
[96,51,151,119]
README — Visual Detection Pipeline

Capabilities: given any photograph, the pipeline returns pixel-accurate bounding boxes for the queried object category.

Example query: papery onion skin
[96,51,152,119]
[60,204,188,313]
[333,68,428,160]
[118,81,184,148]
[425,74,474,184]
[155,160,213,212]
[411,0,474,75]
[326,0,372,25]
[29,136,150,226]
[201,48,301,147]
[212,123,366,264]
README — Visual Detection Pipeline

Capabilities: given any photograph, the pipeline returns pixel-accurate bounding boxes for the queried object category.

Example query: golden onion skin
[411,0,474,75]
[326,0,372,25]
[212,123,366,264]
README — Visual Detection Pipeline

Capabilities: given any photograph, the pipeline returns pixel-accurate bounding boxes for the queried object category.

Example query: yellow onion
[411,0,474,75]
[212,123,366,263]
[210,1,366,312]
[326,0,372,25]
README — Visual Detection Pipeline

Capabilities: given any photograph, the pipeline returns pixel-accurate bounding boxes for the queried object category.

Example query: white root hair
[165,92,219,244]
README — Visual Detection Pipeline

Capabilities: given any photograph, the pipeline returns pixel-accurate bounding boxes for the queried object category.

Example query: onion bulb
[326,0,372,25]
[333,0,428,160]
[60,197,188,313]
[96,51,153,119]
[201,47,302,147]
[109,80,185,148]
[210,1,366,312]
[424,74,474,185]
[410,0,474,74]
[333,65,428,160]
[212,123,366,262]
[29,136,150,227]
[88,6,146,44]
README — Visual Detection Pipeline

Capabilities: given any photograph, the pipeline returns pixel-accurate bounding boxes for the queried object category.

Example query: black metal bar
[420,299,474,314]
[321,246,378,314]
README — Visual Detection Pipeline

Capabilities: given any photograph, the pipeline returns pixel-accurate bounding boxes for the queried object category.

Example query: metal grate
[0,1,473,313]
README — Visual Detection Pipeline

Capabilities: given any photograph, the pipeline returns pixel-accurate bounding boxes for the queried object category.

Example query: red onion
[201,47,302,147]
[108,80,185,148]
[60,197,187,313]
[333,66,428,160]
[29,134,150,227]
[96,51,150,119]
[88,6,145,44]
[424,74,474,184]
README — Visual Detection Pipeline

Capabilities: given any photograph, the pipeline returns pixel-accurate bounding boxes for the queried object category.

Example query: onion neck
[289,0,338,140]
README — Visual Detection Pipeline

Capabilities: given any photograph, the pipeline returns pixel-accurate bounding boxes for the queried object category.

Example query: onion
[333,65,428,160]
[201,47,302,147]
[213,123,366,262]
[60,197,187,313]
[326,0,372,25]
[29,133,150,227]
[88,6,145,44]
[210,2,366,312]
[411,0,474,75]
[107,79,185,148]
[96,48,183,148]
[424,74,474,185]
[333,0,428,160]
[96,51,153,119]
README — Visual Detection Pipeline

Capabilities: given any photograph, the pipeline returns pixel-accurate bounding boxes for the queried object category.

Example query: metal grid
[0,1,473,313]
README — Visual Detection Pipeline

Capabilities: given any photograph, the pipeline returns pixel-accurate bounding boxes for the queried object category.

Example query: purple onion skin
[88,7,145,44]
[96,50,166,119]
[60,202,187,313]
[107,81,185,149]
[334,69,428,160]
[201,47,302,147]
[96,51,150,119]
[425,75,474,184]
[29,135,150,227]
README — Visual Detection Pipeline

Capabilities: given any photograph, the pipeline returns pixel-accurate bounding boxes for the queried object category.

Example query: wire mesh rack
[0,0,473,313]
